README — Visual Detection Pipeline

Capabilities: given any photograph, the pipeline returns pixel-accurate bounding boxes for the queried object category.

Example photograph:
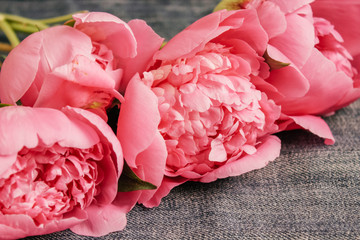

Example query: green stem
[1,13,49,30]
[36,11,87,24]
[9,22,40,33]
[0,15,20,47]
[0,42,13,52]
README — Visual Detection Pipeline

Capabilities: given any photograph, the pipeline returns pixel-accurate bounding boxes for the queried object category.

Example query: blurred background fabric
[0,0,359,239]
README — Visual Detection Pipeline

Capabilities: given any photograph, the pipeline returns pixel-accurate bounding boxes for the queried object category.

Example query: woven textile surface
[0,0,359,239]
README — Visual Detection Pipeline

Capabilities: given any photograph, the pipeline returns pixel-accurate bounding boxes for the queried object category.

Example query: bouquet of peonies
[0,0,359,238]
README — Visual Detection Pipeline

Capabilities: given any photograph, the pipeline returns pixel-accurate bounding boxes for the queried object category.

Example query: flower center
[0,143,104,225]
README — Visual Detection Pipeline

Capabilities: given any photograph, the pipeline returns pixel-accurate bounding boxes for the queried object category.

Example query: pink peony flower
[117,9,281,207]
[0,106,128,238]
[0,12,163,119]
[232,0,360,144]
[311,0,360,66]
[311,0,360,108]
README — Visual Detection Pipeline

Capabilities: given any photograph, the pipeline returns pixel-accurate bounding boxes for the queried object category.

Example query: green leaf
[160,41,167,49]
[263,50,290,71]
[118,161,157,192]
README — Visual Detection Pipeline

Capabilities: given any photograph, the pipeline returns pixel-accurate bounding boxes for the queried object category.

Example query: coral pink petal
[74,11,125,24]
[73,12,137,59]
[0,106,99,156]
[333,87,360,112]
[70,204,127,237]
[135,132,167,204]
[155,10,240,61]
[141,177,187,208]
[0,32,42,104]
[117,75,161,168]
[51,55,116,88]
[216,9,269,55]
[288,115,335,145]
[0,25,93,105]
[209,136,227,162]
[199,135,281,183]
[63,107,123,174]
[311,0,360,57]
[282,49,353,115]
[114,191,142,213]
[266,46,310,98]
[0,154,17,177]
[0,209,87,239]
[181,87,212,112]
[266,66,309,98]
[269,0,314,14]
[32,77,90,109]
[41,26,93,69]
[119,19,164,92]
[270,12,315,68]
[255,1,287,39]
[33,56,117,108]
[62,107,123,200]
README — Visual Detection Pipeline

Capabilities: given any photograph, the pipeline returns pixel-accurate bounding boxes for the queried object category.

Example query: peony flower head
[0,106,126,239]
[0,12,163,119]
[118,9,281,207]
[145,41,280,179]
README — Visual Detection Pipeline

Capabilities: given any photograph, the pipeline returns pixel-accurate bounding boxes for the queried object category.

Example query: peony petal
[117,75,161,168]
[0,25,93,105]
[270,11,315,68]
[0,106,100,156]
[32,77,94,109]
[0,209,87,239]
[0,32,42,104]
[63,107,123,176]
[280,49,353,115]
[209,135,227,162]
[256,1,287,39]
[311,0,360,57]
[119,19,164,92]
[155,10,241,61]
[113,190,141,213]
[216,9,269,55]
[265,45,310,98]
[285,115,335,145]
[33,55,118,109]
[269,0,314,14]
[181,87,212,112]
[73,12,137,59]
[141,176,187,208]
[134,132,167,205]
[41,26,93,70]
[200,135,281,183]
[70,204,127,237]
[62,107,122,205]
[0,154,17,177]
[50,55,116,89]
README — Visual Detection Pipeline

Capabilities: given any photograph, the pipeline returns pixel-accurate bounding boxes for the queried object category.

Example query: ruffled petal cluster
[145,42,280,179]
[0,106,124,238]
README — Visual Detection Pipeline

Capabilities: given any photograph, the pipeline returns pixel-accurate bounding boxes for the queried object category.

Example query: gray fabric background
[0,0,359,239]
